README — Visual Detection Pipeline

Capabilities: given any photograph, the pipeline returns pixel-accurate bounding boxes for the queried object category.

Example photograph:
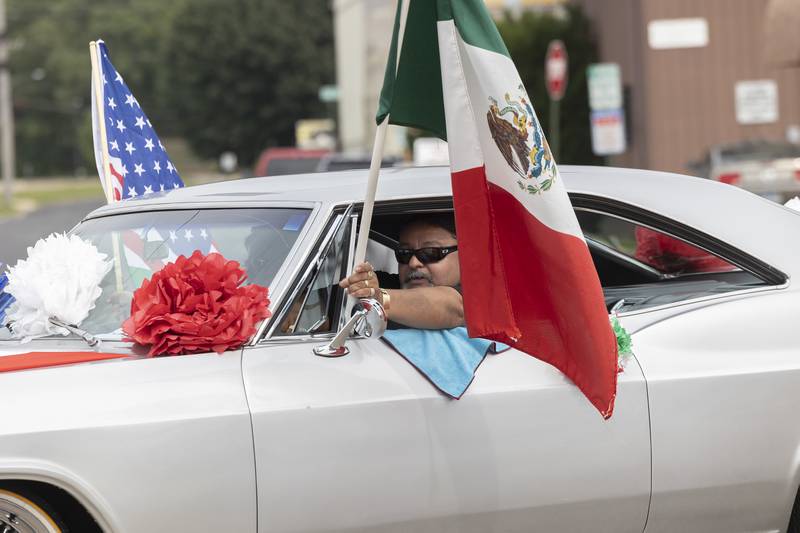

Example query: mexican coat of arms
[487,85,557,195]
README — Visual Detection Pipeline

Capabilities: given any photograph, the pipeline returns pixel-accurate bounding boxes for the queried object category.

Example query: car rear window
[577,210,738,276]
[576,208,766,312]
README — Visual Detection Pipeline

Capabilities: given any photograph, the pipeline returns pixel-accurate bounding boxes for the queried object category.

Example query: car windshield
[0,207,310,339]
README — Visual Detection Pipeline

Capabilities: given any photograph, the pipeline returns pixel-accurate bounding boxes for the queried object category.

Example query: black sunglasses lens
[395,249,413,264]
[395,247,455,265]
[416,248,443,264]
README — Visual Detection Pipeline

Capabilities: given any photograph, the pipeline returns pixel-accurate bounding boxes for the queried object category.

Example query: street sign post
[587,63,627,156]
[545,40,568,161]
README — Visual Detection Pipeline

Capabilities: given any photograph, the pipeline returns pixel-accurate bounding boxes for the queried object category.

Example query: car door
[242,207,651,533]
[571,200,800,533]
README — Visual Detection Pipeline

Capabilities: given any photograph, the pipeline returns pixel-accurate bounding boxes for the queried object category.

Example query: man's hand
[339,261,464,329]
[339,262,381,300]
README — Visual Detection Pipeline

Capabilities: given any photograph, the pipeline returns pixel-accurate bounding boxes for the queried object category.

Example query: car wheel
[0,488,66,533]
[789,487,800,533]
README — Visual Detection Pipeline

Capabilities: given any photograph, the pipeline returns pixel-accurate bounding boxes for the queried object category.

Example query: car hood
[0,337,141,374]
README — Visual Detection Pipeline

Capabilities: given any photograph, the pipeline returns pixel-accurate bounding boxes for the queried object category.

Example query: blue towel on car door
[382,327,509,399]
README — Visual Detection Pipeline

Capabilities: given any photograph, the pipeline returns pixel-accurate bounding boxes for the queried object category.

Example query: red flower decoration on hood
[122,251,270,356]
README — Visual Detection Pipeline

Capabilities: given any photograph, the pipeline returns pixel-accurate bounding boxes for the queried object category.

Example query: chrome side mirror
[313,298,387,357]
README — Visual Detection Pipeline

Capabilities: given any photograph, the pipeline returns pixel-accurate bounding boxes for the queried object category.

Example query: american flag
[91,40,183,201]
[0,267,13,325]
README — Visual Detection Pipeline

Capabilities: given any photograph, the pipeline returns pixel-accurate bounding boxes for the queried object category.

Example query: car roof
[84,165,800,279]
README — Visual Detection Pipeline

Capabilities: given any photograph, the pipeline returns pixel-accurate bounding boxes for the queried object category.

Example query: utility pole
[0,0,14,207]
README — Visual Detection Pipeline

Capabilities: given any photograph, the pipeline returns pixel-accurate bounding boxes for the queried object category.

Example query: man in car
[339,214,464,329]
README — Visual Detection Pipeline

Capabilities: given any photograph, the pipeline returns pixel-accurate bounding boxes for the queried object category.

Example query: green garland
[611,315,632,356]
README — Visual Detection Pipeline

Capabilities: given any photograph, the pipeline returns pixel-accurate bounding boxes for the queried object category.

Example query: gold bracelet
[379,288,391,311]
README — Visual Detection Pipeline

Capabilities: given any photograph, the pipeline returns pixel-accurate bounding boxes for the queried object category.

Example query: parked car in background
[689,139,800,201]
[254,147,329,176]
[315,152,402,172]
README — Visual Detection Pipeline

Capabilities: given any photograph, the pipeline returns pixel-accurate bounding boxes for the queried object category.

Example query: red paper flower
[122,251,271,356]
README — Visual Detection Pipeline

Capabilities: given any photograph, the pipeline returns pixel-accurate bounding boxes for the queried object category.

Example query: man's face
[397,222,460,289]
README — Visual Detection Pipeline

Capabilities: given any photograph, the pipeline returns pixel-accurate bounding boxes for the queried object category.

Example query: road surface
[0,198,103,267]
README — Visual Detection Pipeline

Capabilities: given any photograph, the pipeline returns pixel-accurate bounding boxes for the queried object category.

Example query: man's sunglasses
[394,246,458,265]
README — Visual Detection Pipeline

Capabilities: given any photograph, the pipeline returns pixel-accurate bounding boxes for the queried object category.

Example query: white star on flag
[127,186,137,197]
[167,161,174,173]
[143,185,153,195]
[153,160,161,173]
[124,142,135,155]
[108,97,116,109]
[144,138,154,151]
[184,229,193,241]
[124,94,136,107]
[134,163,145,176]
[116,120,126,132]
[134,116,146,129]
[169,230,178,243]
[109,140,119,151]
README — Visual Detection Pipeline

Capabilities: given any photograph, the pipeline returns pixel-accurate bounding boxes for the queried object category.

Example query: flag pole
[89,41,114,205]
[89,41,124,292]
[353,119,388,265]
[353,0,410,266]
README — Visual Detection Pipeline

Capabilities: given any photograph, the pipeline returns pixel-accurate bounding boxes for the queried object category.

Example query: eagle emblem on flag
[486,86,557,195]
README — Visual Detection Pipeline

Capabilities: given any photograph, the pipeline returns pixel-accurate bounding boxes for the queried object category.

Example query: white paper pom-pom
[4,233,112,342]
[785,196,800,212]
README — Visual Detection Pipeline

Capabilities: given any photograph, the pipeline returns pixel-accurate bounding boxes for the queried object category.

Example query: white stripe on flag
[440,20,584,240]
[437,20,483,174]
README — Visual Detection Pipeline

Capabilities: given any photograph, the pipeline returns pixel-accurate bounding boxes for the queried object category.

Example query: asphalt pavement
[0,198,104,267]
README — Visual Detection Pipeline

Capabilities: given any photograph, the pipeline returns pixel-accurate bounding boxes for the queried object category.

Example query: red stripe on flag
[451,167,520,344]
[109,162,125,201]
[452,166,618,418]
[0,352,129,373]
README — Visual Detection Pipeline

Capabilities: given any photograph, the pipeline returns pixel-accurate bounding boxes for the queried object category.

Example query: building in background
[577,0,800,175]
[335,0,800,176]
[333,0,565,159]
[333,0,401,156]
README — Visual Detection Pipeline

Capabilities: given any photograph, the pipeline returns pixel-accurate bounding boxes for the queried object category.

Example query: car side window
[575,208,765,312]
[276,216,352,335]
[576,209,738,278]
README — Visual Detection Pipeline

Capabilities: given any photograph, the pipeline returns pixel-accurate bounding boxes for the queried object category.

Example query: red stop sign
[545,40,568,101]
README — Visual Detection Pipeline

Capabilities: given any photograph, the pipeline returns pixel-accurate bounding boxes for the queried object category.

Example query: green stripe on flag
[447,0,510,58]
[375,0,511,137]
[376,0,446,140]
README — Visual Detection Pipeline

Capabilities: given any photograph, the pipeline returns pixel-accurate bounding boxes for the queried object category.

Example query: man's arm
[383,286,464,329]
[339,262,465,329]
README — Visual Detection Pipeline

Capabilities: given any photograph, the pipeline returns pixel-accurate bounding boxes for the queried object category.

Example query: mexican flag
[377,0,618,417]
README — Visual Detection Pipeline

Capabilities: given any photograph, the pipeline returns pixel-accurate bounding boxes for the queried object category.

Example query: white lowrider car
[1,165,799,533]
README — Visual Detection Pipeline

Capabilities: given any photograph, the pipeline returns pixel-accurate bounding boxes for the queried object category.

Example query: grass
[0,169,229,220]
[15,180,105,204]
[0,178,104,219]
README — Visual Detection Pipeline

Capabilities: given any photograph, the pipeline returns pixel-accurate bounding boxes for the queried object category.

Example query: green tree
[8,0,186,176]
[166,0,334,167]
[497,5,602,165]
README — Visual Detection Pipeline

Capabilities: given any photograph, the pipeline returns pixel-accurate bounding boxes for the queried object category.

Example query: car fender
[0,458,120,532]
